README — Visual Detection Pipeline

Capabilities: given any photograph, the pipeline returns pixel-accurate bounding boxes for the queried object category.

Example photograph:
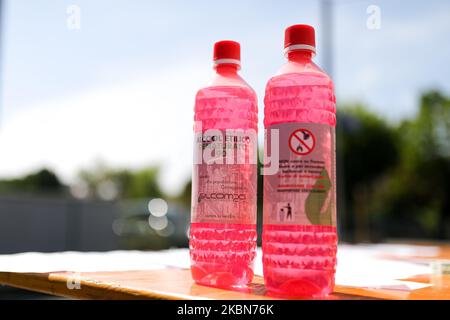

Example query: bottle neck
[286,49,313,62]
[215,63,239,75]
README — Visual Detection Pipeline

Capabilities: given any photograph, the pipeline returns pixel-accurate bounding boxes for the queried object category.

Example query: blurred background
[0,0,449,258]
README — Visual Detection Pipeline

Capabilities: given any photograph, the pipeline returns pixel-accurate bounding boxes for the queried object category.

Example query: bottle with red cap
[263,25,338,296]
[190,40,258,288]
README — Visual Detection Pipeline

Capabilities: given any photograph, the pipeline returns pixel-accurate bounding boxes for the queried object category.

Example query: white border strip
[214,58,241,68]
[284,44,316,54]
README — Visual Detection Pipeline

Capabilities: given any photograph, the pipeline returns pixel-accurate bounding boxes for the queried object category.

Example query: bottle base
[262,224,337,297]
[191,263,254,289]
[264,269,335,298]
[190,222,257,289]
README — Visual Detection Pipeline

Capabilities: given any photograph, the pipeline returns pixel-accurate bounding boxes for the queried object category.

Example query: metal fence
[0,195,190,254]
[0,195,120,254]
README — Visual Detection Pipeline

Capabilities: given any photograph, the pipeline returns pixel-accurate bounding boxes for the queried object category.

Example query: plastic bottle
[190,40,258,288]
[262,25,338,297]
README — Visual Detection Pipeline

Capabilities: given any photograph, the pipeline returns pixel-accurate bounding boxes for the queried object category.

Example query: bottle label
[191,129,257,224]
[264,123,336,226]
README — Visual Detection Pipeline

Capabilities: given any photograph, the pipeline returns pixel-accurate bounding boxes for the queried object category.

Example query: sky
[1,0,450,195]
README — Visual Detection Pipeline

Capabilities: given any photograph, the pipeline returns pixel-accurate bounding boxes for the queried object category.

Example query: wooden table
[1,244,449,300]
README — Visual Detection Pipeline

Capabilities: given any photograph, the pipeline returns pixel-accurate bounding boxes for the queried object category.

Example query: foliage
[77,164,164,200]
[369,91,450,239]
[0,168,64,194]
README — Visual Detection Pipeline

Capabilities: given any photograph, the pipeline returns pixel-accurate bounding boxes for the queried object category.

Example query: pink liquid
[190,68,258,288]
[190,222,256,287]
[263,52,338,297]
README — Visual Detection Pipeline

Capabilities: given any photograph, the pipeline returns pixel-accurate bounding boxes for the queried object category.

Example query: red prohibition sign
[289,129,315,155]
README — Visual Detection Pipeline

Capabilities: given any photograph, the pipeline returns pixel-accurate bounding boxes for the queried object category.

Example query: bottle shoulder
[209,72,251,88]
[267,60,333,88]
[194,73,258,131]
[196,73,256,99]
[263,59,336,127]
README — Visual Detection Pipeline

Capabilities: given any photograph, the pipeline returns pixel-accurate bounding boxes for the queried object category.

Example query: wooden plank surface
[0,269,368,300]
[1,244,449,300]
[1,268,449,300]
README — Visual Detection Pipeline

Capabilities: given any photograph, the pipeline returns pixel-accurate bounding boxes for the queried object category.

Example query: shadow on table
[0,285,67,300]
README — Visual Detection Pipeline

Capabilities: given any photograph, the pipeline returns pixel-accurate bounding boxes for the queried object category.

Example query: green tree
[337,106,399,242]
[177,180,192,208]
[372,91,450,239]
[77,165,164,200]
[0,168,64,194]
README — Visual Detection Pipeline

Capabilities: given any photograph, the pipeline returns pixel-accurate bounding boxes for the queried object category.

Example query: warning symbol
[289,129,315,155]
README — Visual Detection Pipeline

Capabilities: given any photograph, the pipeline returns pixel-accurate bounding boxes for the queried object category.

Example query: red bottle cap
[213,40,241,69]
[284,24,316,54]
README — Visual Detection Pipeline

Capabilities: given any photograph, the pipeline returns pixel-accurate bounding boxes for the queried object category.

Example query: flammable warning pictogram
[289,128,315,156]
